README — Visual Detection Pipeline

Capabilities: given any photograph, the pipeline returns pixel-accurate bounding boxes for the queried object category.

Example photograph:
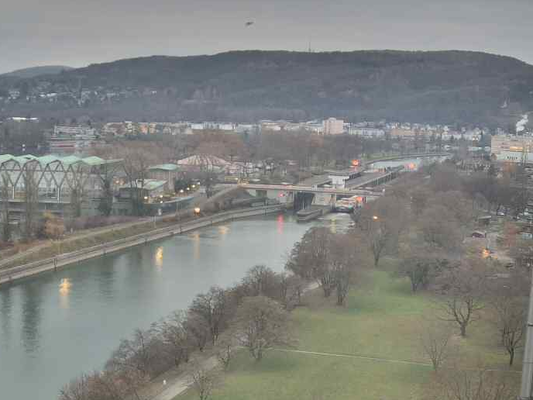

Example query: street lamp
[194,207,201,216]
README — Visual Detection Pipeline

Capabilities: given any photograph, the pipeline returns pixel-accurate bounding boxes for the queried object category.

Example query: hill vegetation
[1,50,533,125]
[1,65,73,78]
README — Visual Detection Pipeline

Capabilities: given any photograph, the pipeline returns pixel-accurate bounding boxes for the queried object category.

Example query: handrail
[0,205,284,281]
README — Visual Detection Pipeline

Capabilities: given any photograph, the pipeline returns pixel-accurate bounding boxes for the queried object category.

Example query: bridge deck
[239,183,381,196]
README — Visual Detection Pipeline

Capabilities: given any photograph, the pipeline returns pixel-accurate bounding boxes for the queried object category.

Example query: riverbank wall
[0,205,284,286]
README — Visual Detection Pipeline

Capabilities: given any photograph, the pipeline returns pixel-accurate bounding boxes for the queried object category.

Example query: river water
[0,213,353,400]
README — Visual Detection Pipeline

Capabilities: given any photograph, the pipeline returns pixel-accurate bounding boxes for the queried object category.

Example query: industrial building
[491,135,533,163]
[0,154,122,219]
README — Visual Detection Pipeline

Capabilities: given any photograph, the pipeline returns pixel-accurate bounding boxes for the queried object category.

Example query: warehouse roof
[0,154,121,168]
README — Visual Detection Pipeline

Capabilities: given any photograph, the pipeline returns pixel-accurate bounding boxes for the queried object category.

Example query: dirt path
[147,282,320,400]
[150,356,219,400]
[273,348,521,374]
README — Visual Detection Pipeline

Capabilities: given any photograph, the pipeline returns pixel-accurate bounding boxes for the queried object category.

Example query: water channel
[0,213,353,400]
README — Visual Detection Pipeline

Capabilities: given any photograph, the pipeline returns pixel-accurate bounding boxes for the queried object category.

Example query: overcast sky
[2,0,533,73]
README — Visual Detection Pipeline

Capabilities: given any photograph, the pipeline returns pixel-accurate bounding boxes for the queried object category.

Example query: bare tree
[286,227,335,297]
[185,312,211,352]
[59,374,92,400]
[277,273,306,310]
[106,328,168,379]
[491,295,527,366]
[23,162,39,241]
[68,164,88,219]
[438,369,514,400]
[420,323,451,372]
[192,367,217,400]
[0,173,11,242]
[215,335,236,371]
[329,233,368,306]
[358,196,409,267]
[110,142,160,216]
[418,205,463,252]
[396,234,449,293]
[436,258,487,337]
[189,286,233,346]
[234,295,292,361]
[241,265,281,298]
[156,311,192,368]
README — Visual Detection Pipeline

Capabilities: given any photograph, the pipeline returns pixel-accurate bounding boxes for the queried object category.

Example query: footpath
[148,282,320,400]
[0,205,284,286]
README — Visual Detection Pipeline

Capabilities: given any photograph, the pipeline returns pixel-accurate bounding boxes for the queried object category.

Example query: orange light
[351,159,360,167]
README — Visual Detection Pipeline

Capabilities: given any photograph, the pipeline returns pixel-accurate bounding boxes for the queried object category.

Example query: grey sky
[1,0,533,73]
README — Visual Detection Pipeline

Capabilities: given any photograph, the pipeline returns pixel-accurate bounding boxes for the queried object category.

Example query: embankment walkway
[0,205,284,286]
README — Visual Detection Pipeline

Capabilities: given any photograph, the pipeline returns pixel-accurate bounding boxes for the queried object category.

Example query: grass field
[177,267,521,400]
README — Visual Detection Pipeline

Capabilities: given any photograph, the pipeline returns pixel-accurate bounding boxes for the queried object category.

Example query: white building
[323,118,344,135]
[54,125,98,136]
[349,127,385,138]
[491,135,533,163]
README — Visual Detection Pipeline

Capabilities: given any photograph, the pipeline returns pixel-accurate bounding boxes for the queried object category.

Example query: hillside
[1,50,532,125]
[1,65,73,78]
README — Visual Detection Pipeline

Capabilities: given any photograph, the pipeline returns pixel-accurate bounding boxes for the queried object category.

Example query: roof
[149,163,180,172]
[177,155,229,167]
[120,179,167,191]
[0,153,121,168]
[326,168,361,177]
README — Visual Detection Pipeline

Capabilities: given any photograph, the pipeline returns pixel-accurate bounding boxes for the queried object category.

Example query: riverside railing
[0,205,284,284]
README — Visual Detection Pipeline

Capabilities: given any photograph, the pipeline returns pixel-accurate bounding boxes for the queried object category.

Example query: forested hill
[2,50,533,125]
[1,65,73,78]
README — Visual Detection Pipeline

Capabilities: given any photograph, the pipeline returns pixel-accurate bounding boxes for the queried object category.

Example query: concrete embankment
[0,205,284,286]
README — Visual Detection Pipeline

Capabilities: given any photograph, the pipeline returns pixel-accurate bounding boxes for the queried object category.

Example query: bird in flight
[245,21,254,27]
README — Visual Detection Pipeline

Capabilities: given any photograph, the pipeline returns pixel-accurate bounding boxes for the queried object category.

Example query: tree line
[59,265,303,400]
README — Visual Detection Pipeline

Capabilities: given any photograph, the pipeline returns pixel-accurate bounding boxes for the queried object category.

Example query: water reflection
[0,289,13,343]
[21,283,43,354]
[59,278,72,309]
[277,214,284,234]
[155,247,164,269]
[0,215,336,400]
[96,257,117,301]
[218,225,229,237]
[192,232,201,260]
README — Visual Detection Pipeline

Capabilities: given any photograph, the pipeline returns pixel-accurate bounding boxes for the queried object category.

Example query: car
[471,231,487,238]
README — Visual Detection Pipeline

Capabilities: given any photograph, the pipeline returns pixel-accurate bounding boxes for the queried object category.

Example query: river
[0,213,353,400]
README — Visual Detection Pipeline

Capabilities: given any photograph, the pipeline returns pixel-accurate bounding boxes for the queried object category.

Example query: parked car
[471,231,487,239]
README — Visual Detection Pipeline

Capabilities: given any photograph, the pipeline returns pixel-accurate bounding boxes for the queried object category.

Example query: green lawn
[177,269,520,400]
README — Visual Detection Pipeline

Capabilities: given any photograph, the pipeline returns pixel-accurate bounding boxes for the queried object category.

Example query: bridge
[239,183,380,196]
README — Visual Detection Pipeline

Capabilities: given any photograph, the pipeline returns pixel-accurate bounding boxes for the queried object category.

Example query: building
[118,179,168,202]
[326,168,362,189]
[348,127,385,137]
[176,155,229,172]
[491,135,533,163]
[0,154,122,219]
[147,164,182,192]
[323,118,344,135]
[49,125,101,153]
[53,125,97,136]
[389,129,417,140]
